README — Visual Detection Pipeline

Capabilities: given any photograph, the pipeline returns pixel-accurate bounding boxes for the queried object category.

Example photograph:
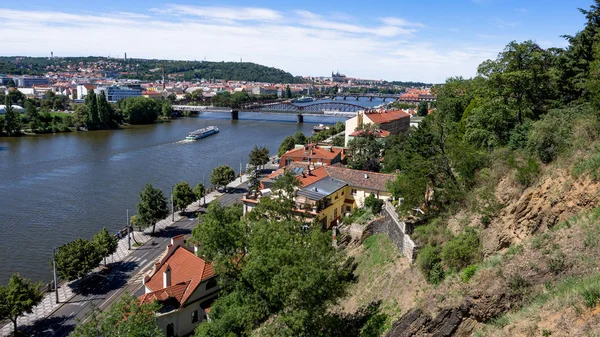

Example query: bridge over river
[172,101,365,123]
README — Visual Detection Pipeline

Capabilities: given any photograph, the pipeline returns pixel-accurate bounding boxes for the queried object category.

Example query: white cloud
[0,5,503,82]
[379,17,424,27]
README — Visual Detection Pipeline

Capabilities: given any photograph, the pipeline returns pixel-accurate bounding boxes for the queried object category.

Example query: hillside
[0,56,304,83]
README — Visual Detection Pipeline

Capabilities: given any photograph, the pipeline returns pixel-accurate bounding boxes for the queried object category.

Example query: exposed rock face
[483,171,600,254]
[385,306,468,337]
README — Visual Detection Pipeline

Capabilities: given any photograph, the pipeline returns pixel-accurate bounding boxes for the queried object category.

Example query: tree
[278,136,295,157]
[293,131,307,145]
[86,90,99,127]
[194,182,206,205]
[72,104,89,129]
[210,165,236,191]
[248,145,269,169]
[161,100,173,118]
[173,181,195,212]
[0,274,44,335]
[3,94,21,136]
[24,98,40,130]
[347,124,383,171]
[167,93,177,103]
[92,228,118,266]
[417,101,429,117]
[97,90,111,126]
[285,85,292,98]
[72,294,163,337]
[120,97,161,124]
[136,184,169,234]
[247,166,260,193]
[55,238,102,281]
[332,135,345,147]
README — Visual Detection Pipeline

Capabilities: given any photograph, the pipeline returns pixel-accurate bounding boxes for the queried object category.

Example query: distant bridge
[172,102,363,123]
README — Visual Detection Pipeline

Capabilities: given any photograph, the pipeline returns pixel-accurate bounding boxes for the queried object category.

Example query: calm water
[0,98,384,284]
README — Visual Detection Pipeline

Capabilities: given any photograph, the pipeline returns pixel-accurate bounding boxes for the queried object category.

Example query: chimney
[194,244,199,255]
[364,173,369,179]
[163,265,171,288]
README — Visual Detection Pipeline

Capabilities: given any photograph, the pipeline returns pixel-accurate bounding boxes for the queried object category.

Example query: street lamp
[127,208,131,250]
[53,248,59,304]
[171,185,175,221]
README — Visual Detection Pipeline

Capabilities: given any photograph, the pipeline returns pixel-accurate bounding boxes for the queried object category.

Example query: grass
[132,241,145,247]
[358,234,398,270]
[573,150,600,180]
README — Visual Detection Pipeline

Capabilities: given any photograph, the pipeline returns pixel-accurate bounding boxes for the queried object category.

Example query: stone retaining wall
[372,202,418,263]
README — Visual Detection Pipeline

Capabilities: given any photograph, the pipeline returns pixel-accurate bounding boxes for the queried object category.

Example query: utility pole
[171,185,175,221]
[202,174,206,205]
[240,157,243,182]
[127,208,131,250]
[53,248,59,304]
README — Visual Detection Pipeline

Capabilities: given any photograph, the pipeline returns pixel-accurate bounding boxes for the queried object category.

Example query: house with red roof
[344,109,410,146]
[279,144,345,168]
[139,235,218,337]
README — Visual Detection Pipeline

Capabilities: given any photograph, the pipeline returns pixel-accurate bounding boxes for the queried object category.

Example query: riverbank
[0,173,250,337]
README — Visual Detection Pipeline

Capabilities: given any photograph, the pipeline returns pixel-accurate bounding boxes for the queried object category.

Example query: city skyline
[0,1,594,83]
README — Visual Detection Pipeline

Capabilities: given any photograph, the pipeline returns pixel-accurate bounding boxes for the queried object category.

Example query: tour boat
[185,126,219,140]
[293,96,314,103]
[312,124,329,133]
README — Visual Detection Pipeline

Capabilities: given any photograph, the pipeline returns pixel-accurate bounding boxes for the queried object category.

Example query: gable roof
[365,109,410,124]
[144,246,214,307]
[282,144,342,161]
[324,166,395,192]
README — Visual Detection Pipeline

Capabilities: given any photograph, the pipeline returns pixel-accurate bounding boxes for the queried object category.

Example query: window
[334,208,338,219]
[341,190,344,196]
[192,310,199,323]
[166,323,175,337]
[206,278,218,290]
[351,189,357,195]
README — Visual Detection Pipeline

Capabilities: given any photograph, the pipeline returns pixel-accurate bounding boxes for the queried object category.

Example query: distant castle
[332,71,347,82]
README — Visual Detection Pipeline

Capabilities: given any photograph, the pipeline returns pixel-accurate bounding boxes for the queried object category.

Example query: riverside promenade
[0,175,249,337]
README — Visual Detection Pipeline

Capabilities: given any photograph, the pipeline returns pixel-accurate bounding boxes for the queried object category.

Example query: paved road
[24,184,247,337]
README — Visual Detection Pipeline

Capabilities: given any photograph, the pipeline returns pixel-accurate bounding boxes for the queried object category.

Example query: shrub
[580,287,600,308]
[573,149,600,180]
[364,194,384,214]
[507,275,531,296]
[509,155,540,187]
[416,244,444,284]
[461,264,478,282]
[547,250,567,274]
[441,228,481,270]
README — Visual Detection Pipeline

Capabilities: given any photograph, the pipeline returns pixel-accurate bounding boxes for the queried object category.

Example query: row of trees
[54,228,118,281]
[117,96,172,125]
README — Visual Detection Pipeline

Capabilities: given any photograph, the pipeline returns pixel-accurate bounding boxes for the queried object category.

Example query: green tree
[3,94,21,136]
[161,100,173,118]
[332,135,345,147]
[55,238,102,281]
[167,93,177,103]
[24,98,39,130]
[0,274,44,335]
[136,183,169,234]
[285,85,292,98]
[278,136,295,157]
[72,294,163,337]
[120,97,161,124]
[247,166,260,193]
[210,165,236,190]
[92,228,118,266]
[417,101,429,117]
[72,104,89,129]
[293,131,307,145]
[248,145,269,169]
[347,124,382,171]
[97,90,111,126]
[86,90,99,127]
[173,181,195,212]
[194,182,206,205]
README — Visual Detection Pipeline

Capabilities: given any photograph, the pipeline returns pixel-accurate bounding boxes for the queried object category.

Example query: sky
[0,1,594,83]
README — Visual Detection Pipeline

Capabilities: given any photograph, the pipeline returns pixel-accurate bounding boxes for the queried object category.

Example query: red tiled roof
[139,281,190,306]
[282,144,342,161]
[349,129,391,138]
[296,166,328,186]
[144,246,214,307]
[324,166,395,192]
[365,110,410,124]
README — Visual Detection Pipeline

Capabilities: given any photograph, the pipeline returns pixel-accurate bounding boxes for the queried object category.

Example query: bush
[507,275,531,296]
[509,155,540,187]
[441,228,481,270]
[580,287,600,308]
[364,194,384,214]
[461,264,478,282]
[547,250,567,275]
[416,244,444,284]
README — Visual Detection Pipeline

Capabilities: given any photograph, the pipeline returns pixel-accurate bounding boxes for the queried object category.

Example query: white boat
[185,126,219,140]
[312,124,329,133]
[294,96,314,103]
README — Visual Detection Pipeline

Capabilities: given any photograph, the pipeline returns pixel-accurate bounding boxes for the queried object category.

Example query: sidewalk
[0,174,249,337]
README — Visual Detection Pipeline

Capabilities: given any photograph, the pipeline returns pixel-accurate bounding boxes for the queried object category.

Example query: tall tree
[3,94,21,136]
[161,100,173,119]
[173,181,195,212]
[0,274,44,335]
[347,124,383,171]
[293,131,307,145]
[417,101,429,117]
[248,145,269,169]
[194,182,206,205]
[24,98,39,131]
[278,136,295,157]
[86,90,99,127]
[136,184,169,235]
[285,85,292,98]
[97,90,111,126]
[71,295,163,337]
[210,165,236,191]
[92,228,118,266]
[55,238,103,281]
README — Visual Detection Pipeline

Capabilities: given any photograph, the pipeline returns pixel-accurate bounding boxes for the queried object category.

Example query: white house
[139,235,219,337]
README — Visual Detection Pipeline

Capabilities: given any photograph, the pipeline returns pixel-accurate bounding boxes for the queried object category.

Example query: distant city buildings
[14,76,49,87]
[94,85,142,102]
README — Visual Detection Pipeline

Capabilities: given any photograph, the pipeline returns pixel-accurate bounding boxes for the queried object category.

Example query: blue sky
[0,0,594,82]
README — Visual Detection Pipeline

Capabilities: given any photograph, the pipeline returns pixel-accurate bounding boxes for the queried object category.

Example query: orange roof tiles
[139,281,190,306]
[296,166,328,186]
[365,109,410,124]
[282,144,343,161]
[144,246,214,307]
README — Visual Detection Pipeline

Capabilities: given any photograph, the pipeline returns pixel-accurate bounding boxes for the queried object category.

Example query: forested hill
[0,56,305,83]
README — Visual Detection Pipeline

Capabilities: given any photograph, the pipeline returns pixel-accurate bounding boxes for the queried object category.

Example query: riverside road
[21,184,248,337]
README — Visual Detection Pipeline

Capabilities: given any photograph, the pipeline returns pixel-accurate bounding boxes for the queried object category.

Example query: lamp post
[202,174,206,206]
[127,208,131,250]
[171,185,175,221]
[240,156,243,183]
[53,248,59,304]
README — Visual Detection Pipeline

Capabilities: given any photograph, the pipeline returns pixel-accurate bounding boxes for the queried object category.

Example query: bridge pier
[369,97,373,101]
[231,110,239,120]
[382,97,386,102]
[356,96,359,100]
[297,114,303,124]
[343,96,347,100]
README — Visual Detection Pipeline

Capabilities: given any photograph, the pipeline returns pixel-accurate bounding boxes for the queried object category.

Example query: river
[0,98,385,284]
